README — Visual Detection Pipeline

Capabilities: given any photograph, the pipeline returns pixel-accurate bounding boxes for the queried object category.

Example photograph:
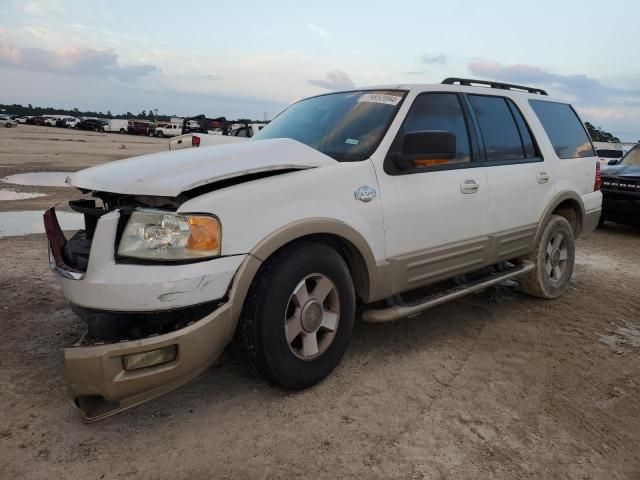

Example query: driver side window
[392,93,471,169]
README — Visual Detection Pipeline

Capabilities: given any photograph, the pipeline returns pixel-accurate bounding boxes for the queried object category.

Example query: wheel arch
[224,218,387,330]
[250,218,381,302]
[535,191,585,242]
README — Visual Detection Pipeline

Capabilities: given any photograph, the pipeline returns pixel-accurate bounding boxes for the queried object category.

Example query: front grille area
[601,176,640,193]
[62,199,109,272]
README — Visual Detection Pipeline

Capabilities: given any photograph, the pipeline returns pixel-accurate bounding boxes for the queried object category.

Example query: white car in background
[43,116,58,126]
[16,116,32,124]
[0,115,18,127]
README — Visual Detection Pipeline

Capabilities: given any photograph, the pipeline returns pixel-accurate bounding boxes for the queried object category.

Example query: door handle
[460,179,479,194]
[537,171,551,184]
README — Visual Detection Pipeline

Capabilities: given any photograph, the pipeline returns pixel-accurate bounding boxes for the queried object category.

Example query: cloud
[0,36,158,80]
[308,70,355,90]
[406,71,424,75]
[467,60,640,105]
[307,24,329,38]
[421,54,447,65]
[23,0,63,17]
[199,74,221,81]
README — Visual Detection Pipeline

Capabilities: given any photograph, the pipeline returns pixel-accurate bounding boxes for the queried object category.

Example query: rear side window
[468,95,536,161]
[529,100,595,159]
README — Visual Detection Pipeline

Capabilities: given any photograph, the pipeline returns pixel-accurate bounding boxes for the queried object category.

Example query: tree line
[0,103,265,124]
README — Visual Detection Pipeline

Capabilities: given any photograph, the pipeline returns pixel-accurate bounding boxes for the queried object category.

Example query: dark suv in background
[600,146,640,225]
[77,119,108,132]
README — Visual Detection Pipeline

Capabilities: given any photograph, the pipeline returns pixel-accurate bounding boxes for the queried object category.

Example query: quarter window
[529,100,595,159]
[468,95,534,161]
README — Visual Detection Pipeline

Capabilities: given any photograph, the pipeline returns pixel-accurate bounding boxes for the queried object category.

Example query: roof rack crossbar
[442,77,547,95]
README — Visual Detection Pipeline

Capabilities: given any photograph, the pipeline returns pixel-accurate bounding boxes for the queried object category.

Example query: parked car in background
[169,119,263,150]
[46,77,601,421]
[56,117,80,128]
[155,123,182,137]
[0,115,18,127]
[44,116,58,127]
[600,145,640,226]
[127,120,155,136]
[16,116,32,124]
[77,119,108,132]
[595,147,624,166]
[104,119,128,134]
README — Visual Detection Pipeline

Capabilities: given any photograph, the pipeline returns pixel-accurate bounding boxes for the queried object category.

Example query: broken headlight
[117,210,221,261]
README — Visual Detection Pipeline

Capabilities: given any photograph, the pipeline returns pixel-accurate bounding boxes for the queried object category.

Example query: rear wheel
[237,242,355,389]
[119,128,126,134]
[519,215,575,299]
[156,130,164,138]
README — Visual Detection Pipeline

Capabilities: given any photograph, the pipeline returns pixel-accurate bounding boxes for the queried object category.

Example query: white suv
[45,78,602,421]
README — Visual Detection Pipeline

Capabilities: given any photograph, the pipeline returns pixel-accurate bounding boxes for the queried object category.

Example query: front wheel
[519,215,575,299]
[237,242,355,389]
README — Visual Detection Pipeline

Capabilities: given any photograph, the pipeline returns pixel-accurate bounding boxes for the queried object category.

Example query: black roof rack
[442,77,547,96]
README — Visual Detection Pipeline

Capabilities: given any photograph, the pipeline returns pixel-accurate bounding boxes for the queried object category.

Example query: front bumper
[602,191,640,225]
[44,207,250,421]
[66,302,233,422]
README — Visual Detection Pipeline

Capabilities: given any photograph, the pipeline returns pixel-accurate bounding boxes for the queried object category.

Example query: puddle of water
[0,211,84,237]
[0,189,48,200]
[1,172,71,188]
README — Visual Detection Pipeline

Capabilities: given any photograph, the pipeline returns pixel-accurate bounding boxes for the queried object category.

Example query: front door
[375,92,490,293]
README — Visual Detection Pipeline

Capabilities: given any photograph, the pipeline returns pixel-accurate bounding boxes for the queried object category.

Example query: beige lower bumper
[65,302,233,422]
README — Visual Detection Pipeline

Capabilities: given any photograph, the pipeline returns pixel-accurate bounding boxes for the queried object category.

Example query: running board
[361,261,535,323]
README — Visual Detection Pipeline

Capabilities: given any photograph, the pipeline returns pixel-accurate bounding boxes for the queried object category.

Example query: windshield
[620,147,640,166]
[254,90,406,161]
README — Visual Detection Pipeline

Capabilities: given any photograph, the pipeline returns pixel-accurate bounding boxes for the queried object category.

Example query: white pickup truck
[155,123,183,138]
[169,123,263,150]
[45,78,601,421]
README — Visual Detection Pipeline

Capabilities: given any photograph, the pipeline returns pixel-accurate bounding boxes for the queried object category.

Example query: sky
[1,0,639,140]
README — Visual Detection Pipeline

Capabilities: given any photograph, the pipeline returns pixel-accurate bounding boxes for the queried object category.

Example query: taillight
[594,161,601,191]
[192,135,200,147]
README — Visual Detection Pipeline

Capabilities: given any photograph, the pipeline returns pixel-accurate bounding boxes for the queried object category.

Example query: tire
[237,241,356,389]
[119,128,126,134]
[156,131,164,138]
[597,215,606,228]
[519,215,575,299]
[148,131,155,137]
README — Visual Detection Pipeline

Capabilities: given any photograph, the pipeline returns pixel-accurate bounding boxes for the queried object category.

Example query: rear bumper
[582,207,602,235]
[66,302,233,422]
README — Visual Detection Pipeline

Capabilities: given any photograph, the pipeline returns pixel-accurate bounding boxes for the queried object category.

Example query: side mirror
[393,131,456,170]
[607,159,619,166]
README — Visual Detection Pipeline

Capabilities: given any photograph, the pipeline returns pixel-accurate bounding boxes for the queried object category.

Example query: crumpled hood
[68,138,336,197]
[601,164,640,179]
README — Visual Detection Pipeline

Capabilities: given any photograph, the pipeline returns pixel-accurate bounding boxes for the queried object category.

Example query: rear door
[377,92,490,292]
[466,94,554,260]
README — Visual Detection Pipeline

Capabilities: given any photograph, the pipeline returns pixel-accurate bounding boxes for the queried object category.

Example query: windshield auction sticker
[358,93,402,106]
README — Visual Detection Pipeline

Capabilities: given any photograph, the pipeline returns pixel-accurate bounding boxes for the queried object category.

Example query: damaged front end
[44,192,247,422]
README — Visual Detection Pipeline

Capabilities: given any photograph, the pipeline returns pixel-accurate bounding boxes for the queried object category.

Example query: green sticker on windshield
[345,138,360,145]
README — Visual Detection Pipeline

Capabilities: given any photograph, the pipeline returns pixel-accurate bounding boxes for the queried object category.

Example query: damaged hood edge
[67,138,337,197]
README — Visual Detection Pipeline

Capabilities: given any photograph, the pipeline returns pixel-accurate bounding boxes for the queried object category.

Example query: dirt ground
[1,125,639,479]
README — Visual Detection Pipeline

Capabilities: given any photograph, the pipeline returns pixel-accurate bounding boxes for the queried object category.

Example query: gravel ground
[1,125,639,479]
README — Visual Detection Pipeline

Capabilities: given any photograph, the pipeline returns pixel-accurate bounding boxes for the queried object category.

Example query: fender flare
[534,191,585,243]
[226,218,387,331]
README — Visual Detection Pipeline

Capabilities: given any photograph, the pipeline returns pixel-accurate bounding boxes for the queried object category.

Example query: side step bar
[361,261,535,323]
